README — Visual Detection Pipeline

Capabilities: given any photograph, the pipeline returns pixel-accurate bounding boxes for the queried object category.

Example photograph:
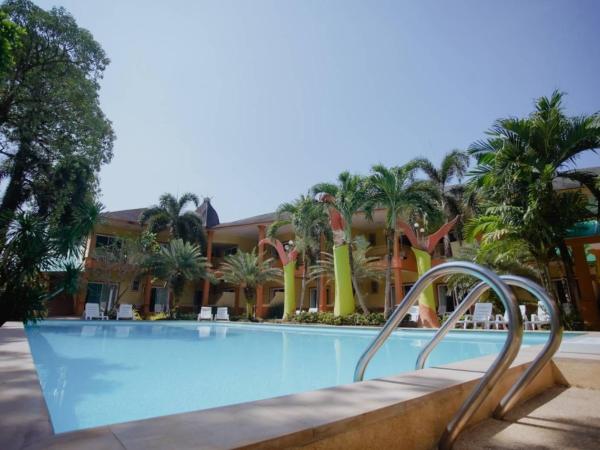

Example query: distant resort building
[67,167,600,328]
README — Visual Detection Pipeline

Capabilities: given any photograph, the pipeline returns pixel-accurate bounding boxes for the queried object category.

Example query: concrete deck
[1,321,599,450]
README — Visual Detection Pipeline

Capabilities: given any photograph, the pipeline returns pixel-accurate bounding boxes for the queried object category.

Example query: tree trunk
[443,234,452,258]
[0,139,32,246]
[352,275,369,314]
[557,241,580,308]
[383,229,393,319]
[244,287,255,319]
[299,255,307,310]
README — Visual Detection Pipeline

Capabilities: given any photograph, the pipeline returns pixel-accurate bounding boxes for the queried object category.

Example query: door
[309,288,318,309]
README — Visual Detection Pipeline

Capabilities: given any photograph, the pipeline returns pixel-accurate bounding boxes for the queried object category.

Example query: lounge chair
[116,304,134,320]
[492,305,528,330]
[308,307,318,313]
[84,303,107,320]
[197,306,213,321]
[529,304,551,330]
[215,307,230,321]
[457,303,493,329]
[407,305,419,323]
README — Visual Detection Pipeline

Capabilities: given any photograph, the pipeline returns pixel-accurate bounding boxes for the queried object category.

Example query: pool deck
[1,321,599,450]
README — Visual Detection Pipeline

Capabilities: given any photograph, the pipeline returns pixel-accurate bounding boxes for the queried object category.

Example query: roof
[196,198,220,228]
[553,167,600,190]
[101,208,146,223]
[212,211,279,229]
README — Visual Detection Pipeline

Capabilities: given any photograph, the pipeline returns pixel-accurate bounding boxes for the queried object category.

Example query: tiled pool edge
[2,323,599,450]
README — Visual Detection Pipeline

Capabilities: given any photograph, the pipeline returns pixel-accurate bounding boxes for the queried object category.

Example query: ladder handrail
[415,275,562,420]
[352,261,523,450]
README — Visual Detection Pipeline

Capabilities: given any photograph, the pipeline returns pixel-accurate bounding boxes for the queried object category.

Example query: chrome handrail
[353,261,523,450]
[414,275,562,420]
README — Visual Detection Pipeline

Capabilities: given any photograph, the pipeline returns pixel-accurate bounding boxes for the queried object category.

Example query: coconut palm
[219,249,281,319]
[139,193,206,247]
[309,236,384,312]
[268,194,331,311]
[468,90,600,302]
[411,150,469,256]
[311,172,372,314]
[368,163,439,318]
[146,239,210,316]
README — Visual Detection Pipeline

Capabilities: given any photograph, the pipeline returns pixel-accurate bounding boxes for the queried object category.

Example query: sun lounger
[407,305,419,322]
[308,307,318,313]
[492,305,528,329]
[84,303,107,320]
[215,307,229,321]
[197,306,213,321]
[116,304,134,320]
[529,304,551,330]
[457,303,493,329]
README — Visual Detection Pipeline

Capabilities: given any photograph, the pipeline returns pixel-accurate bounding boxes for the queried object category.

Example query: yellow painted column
[412,247,440,328]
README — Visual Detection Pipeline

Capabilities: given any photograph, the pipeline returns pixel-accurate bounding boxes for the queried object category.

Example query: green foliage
[139,193,206,247]
[290,311,386,326]
[219,249,281,318]
[145,239,210,314]
[0,10,24,77]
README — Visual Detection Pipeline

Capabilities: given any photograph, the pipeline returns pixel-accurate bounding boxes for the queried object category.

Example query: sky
[36,0,600,222]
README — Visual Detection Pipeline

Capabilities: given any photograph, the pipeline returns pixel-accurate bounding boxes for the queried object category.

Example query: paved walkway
[455,386,600,449]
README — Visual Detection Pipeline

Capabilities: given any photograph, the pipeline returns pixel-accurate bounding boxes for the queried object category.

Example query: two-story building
[70,168,600,328]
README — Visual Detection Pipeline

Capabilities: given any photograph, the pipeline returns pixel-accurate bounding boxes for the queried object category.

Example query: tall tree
[219,249,281,319]
[468,90,600,308]
[139,193,206,247]
[368,164,439,318]
[268,194,330,311]
[411,150,469,256]
[0,0,114,246]
[312,172,372,314]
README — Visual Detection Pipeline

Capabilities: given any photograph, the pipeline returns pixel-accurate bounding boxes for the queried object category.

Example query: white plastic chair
[493,305,527,329]
[308,307,318,313]
[407,305,419,322]
[215,307,229,321]
[116,304,134,320]
[530,304,551,330]
[84,303,107,320]
[458,303,493,329]
[197,306,213,321]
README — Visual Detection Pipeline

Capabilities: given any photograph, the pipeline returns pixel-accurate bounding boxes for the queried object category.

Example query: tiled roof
[212,211,279,228]
[101,208,147,223]
[553,167,600,190]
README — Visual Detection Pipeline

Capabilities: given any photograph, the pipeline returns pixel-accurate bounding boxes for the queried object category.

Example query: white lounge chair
[116,304,134,320]
[308,307,318,313]
[197,306,213,321]
[492,305,527,330]
[84,303,107,320]
[530,304,551,330]
[407,305,419,322]
[458,303,493,329]
[215,307,229,321]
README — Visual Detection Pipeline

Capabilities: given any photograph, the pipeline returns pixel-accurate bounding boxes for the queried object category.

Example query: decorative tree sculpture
[318,195,355,317]
[259,238,298,319]
[397,216,459,327]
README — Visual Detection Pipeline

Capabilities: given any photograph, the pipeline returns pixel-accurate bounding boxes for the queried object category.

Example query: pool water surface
[26,321,561,433]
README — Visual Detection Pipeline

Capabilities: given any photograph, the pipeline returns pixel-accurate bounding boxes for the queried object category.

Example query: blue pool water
[26,321,561,433]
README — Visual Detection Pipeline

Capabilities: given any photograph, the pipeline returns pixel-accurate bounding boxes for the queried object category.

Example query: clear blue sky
[37,0,600,222]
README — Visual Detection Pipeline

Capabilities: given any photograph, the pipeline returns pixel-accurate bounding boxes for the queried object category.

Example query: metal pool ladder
[353,262,562,450]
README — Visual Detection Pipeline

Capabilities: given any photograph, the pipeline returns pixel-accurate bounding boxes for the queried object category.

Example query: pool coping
[2,321,599,450]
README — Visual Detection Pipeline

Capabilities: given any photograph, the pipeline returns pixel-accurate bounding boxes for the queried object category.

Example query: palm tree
[309,236,385,312]
[468,90,600,304]
[268,194,330,311]
[219,249,281,319]
[140,193,206,247]
[368,164,439,318]
[312,172,372,314]
[411,150,469,256]
[146,239,210,316]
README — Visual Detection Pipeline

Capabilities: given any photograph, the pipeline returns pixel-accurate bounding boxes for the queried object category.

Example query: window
[370,281,379,294]
[368,233,377,246]
[86,282,118,311]
[95,234,121,250]
[131,278,141,291]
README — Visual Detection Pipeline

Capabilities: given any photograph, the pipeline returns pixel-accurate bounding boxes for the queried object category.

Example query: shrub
[290,311,386,326]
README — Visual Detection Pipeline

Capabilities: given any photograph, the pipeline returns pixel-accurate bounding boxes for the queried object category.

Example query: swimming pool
[26,321,559,433]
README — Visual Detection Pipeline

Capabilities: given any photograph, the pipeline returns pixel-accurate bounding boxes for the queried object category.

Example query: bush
[290,311,386,326]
